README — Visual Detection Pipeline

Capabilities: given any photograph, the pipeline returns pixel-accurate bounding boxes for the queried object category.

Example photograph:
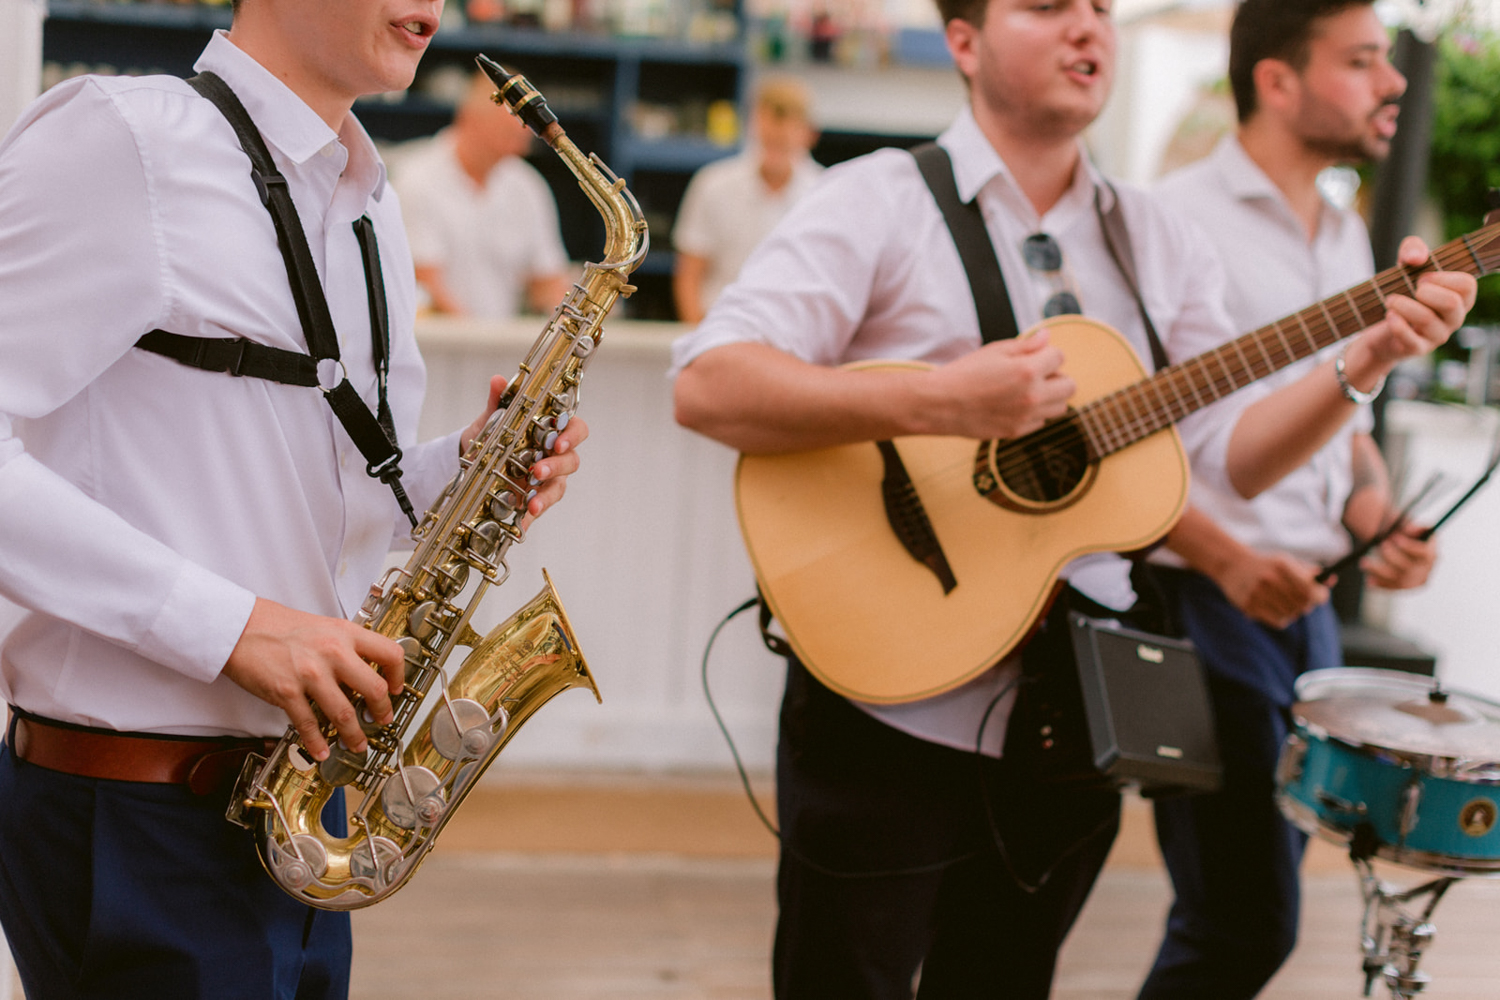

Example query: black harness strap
[137,71,416,528]
[911,142,1021,346]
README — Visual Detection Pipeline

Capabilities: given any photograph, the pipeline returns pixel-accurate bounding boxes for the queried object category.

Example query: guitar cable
[701,596,986,880]
[703,595,1122,893]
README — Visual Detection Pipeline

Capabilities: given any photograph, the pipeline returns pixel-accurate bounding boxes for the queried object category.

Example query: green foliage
[1429,30,1500,323]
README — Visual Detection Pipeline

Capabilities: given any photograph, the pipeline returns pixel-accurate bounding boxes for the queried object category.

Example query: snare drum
[1277,667,1500,877]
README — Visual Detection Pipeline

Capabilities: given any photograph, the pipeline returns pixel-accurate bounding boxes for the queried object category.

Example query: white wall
[412,319,788,777]
[1372,401,1500,703]
[1092,20,1230,184]
[0,0,43,137]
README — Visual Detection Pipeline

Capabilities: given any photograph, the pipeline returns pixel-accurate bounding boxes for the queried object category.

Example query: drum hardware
[1354,858,1455,999]
[1276,667,1500,998]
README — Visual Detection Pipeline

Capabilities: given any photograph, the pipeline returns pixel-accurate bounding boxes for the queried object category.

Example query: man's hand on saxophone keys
[222,599,406,762]
[461,373,590,528]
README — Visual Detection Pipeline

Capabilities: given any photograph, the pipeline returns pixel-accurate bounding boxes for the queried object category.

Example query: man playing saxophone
[0,1,586,996]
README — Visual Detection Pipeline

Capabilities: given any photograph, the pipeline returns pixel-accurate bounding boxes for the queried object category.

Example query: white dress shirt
[670,107,1241,753]
[393,130,569,319]
[671,148,825,313]
[1153,135,1376,566]
[0,32,460,736]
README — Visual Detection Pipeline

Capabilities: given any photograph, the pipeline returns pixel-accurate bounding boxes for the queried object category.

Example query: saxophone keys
[430,698,494,761]
[407,600,456,642]
[270,834,329,890]
[397,636,428,685]
[318,743,368,787]
[433,558,470,598]
[380,765,445,831]
[348,835,403,885]
[466,519,503,558]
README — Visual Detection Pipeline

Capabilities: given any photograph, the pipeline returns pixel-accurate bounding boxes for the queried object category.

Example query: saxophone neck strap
[137,71,415,528]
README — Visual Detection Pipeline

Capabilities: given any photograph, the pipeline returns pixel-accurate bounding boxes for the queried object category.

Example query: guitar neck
[1076,224,1499,460]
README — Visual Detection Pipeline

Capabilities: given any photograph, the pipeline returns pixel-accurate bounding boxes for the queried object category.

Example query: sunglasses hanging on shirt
[1022,232,1083,319]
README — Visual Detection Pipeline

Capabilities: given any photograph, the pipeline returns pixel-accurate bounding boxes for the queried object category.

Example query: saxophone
[226,56,648,910]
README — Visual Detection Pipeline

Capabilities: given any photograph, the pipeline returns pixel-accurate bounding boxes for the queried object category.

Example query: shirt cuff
[136,561,257,684]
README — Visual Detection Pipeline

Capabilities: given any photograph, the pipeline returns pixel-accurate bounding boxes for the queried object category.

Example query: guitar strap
[134,71,417,528]
[911,142,1168,370]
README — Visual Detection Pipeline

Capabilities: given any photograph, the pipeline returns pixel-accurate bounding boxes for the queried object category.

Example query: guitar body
[736,317,1190,704]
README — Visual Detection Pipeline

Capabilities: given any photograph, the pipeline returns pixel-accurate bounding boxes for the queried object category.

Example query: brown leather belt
[10,714,275,796]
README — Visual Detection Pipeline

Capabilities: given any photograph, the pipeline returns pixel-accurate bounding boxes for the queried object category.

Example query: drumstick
[1315,473,1442,584]
[1414,441,1500,541]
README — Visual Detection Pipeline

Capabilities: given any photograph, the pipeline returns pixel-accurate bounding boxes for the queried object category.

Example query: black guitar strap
[911,142,1020,345]
[135,71,416,528]
[911,141,1168,370]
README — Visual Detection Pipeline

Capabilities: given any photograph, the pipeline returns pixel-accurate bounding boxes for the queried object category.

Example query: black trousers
[772,651,1120,1000]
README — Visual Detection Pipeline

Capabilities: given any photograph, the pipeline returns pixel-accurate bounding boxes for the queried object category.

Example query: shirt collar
[1210,132,1342,241]
[194,31,388,202]
[938,105,1112,220]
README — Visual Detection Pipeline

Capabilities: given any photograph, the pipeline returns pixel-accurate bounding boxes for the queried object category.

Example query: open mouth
[397,18,436,38]
[1068,59,1099,78]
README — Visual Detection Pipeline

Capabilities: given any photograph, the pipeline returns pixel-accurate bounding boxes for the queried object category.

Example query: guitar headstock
[1471,189,1500,275]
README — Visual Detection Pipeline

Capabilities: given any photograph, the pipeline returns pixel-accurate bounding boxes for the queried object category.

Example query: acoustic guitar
[736,219,1500,705]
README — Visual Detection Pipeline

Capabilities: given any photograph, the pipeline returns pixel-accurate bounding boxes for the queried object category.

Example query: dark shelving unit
[42,1,750,317]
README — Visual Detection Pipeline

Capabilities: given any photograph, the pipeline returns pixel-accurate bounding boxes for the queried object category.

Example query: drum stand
[1354,856,1457,999]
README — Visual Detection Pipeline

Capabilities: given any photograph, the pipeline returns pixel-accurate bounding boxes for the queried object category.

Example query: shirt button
[320,144,338,158]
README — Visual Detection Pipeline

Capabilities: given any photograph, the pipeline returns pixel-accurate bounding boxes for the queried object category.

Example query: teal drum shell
[1276,667,1500,878]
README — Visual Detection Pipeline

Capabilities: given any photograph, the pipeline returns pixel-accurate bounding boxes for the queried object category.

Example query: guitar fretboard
[1073,224,1499,460]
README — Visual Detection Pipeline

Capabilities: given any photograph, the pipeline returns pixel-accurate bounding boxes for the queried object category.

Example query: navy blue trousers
[773,657,1120,1000]
[0,738,351,1000]
[1137,569,1340,999]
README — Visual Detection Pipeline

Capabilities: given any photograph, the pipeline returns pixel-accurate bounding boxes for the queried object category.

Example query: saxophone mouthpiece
[476,54,560,142]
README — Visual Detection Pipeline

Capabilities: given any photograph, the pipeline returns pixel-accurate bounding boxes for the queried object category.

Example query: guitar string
[995,227,1492,483]
[982,241,1479,493]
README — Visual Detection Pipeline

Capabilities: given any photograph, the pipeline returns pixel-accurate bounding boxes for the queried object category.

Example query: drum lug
[1398,779,1424,846]
[1275,733,1307,788]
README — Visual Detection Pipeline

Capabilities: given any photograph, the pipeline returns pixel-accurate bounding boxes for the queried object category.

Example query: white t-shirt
[671,148,824,312]
[671,107,1242,754]
[393,131,569,318]
[1153,135,1376,565]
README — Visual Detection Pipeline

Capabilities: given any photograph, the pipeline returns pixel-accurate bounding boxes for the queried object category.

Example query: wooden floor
[9,772,1498,998]
[341,772,1500,1000]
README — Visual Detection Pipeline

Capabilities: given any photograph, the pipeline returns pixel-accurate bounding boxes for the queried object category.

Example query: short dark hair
[1228,0,1373,123]
[932,0,988,29]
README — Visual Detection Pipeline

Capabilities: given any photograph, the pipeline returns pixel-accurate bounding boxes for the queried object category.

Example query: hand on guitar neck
[1227,236,1478,500]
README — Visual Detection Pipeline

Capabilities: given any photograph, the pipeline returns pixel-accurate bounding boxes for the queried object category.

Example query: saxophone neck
[476,55,648,275]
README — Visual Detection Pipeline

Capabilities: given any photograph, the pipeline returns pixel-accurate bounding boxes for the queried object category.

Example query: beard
[1295,95,1401,165]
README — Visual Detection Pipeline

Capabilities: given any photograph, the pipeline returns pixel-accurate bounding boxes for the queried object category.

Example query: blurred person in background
[394,69,572,318]
[672,75,823,324]
[1140,1,1436,996]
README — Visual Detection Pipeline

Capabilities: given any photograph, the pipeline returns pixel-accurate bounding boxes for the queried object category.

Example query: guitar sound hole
[985,416,1093,507]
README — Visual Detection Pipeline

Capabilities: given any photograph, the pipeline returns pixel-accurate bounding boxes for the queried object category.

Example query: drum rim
[1294,725,1500,782]
[1293,666,1500,773]
[1278,792,1500,878]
